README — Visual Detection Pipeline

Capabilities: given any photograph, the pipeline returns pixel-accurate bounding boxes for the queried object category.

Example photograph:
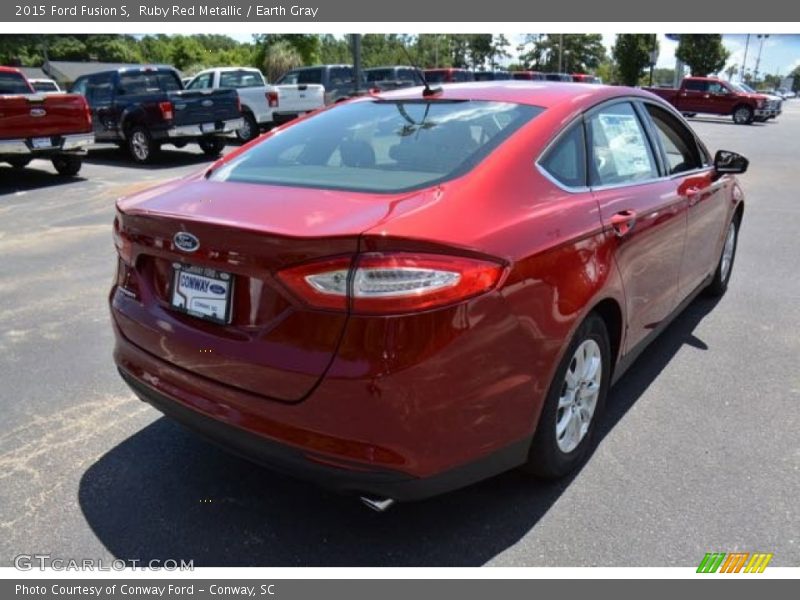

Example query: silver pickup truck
[186,67,325,141]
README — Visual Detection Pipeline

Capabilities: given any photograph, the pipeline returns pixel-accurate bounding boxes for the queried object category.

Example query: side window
[644,104,703,175]
[684,80,707,92]
[587,102,658,186]
[708,82,727,95]
[276,71,299,85]
[89,73,114,104]
[539,122,586,188]
[187,73,212,90]
[71,78,88,97]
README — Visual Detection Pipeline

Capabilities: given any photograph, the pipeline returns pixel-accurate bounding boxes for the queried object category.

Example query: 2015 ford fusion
[110,82,747,508]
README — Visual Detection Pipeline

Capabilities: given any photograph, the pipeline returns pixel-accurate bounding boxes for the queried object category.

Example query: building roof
[18,67,48,80]
[43,60,141,82]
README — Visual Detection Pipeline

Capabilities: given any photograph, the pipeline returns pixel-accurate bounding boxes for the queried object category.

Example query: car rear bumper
[116,363,531,501]
[0,132,94,155]
[110,290,542,500]
[164,117,244,138]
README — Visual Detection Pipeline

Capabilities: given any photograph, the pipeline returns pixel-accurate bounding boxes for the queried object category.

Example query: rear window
[0,72,31,94]
[32,81,59,92]
[424,71,447,83]
[118,71,181,96]
[210,99,543,193]
[365,69,392,82]
[219,70,264,88]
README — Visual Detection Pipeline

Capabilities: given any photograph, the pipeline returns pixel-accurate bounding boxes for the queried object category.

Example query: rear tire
[705,217,739,297]
[52,155,82,177]
[127,126,158,163]
[522,313,611,479]
[236,112,259,142]
[198,137,226,157]
[732,105,754,125]
[7,157,32,169]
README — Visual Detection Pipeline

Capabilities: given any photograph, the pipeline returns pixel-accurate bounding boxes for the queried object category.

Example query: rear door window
[587,102,659,186]
[88,73,114,104]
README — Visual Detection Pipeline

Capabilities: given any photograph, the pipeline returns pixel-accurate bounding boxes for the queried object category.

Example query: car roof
[374,80,652,110]
[0,66,23,75]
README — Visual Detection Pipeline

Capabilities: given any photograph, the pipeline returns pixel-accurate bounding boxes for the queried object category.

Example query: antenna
[399,40,442,97]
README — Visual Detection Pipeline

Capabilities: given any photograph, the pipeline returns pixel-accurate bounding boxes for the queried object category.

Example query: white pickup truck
[185,67,325,141]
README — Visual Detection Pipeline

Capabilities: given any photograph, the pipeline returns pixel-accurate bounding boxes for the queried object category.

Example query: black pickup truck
[70,66,243,163]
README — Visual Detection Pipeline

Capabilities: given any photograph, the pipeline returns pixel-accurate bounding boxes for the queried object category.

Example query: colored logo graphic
[697,552,773,573]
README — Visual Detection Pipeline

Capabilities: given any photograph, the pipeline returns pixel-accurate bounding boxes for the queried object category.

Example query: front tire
[732,105,754,125]
[198,137,226,157]
[52,155,82,177]
[523,313,611,479]
[705,218,739,297]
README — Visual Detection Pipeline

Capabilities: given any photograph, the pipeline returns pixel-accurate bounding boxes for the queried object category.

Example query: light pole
[741,34,750,82]
[754,34,769,85]
[558,33,564,73]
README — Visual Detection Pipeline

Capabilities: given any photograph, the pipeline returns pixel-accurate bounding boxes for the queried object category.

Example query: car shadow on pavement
[82,145,222,170]
[78,295,721,566]
[0,166,87,194]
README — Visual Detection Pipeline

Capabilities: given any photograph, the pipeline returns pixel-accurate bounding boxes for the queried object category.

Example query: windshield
[730,82,755,94]
[210,99,543,193]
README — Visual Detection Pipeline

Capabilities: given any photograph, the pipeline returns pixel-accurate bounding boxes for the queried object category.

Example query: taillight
[277,253,504,314]
[236,94,242,113]
[112,216,133,264]
[158,101,174,120]
[83,98,92,126]
[266,91,279,108]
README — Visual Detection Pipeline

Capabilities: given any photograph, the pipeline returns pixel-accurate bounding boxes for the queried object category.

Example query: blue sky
[228,33,800,77]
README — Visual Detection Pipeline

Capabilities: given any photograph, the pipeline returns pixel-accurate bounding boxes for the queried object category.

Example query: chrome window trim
[535,95,718,194]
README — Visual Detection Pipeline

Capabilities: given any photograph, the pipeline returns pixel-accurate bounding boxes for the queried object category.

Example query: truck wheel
[198,137,226,157]
[128,126,158,163]
[732,105,754,125]
[7,157,32,169]
[236,112,259,142]
[52,155,82,177]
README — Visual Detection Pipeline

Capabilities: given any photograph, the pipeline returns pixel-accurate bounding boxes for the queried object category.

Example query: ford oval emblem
[201,99,213,107]
[173,232,199,253]
[209,284,226,295]
[30,108,47,117]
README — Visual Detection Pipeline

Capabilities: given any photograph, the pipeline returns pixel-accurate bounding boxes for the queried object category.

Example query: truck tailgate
[275,84,325,114]
[0,93,91,139]
[168,88,241,126]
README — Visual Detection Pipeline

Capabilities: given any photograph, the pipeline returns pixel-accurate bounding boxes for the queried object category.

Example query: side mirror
[714,150,749,175]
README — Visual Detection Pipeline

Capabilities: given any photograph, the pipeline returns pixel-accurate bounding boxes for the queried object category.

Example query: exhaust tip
[360,496,396,512]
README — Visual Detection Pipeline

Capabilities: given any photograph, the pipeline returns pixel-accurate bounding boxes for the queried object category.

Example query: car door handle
[609,210,637,237]
[683,186,702,205]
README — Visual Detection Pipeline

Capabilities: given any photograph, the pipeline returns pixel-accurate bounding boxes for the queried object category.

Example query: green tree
[261,40,303,83]
[724,63,739,81]
[490,34,511,69]
[676,34,730,77]
[612,34,653,86]
[518,34,605,73]
[791,66,800,92]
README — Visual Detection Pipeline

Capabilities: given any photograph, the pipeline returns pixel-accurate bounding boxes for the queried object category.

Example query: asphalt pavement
[1,106,798,567]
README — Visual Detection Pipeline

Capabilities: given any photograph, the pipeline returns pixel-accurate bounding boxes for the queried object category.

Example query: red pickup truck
[0,66,94,175]
[644,76,780,125]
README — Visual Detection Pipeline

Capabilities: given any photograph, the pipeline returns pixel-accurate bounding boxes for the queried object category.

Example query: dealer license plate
[31,137,52,149]
[170,264,233,324]
[201,122,217,133]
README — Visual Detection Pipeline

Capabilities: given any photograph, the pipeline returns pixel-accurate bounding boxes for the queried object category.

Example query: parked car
[185,67,324,142]
[512,71,546,81]
[423,68,475,83]
[0,67,93,175]
[644,76,779,124]
[71,65,243,163]
[111,82,746,507]
[473,70,512,81]
[776,88,796,99]
[28,78,62,93]
[730,82,782,121]
[544,73,573,82]
[364,66,420,90]
[572,73,601,84]
[276,64,364,104]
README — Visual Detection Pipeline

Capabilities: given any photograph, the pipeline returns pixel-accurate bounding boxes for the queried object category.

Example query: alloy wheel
[555,339,602,453]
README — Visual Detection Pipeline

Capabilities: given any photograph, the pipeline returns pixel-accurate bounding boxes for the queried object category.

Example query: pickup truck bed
[0,67,94,176]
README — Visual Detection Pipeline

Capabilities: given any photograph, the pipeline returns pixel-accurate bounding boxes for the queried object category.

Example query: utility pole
[350,34,362,95]
[648,34,658,86]
[741,34,750,82]
[754,34,769,85]
[558,33,563,72]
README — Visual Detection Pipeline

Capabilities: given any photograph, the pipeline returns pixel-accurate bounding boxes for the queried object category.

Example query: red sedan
[110,82,747,509]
